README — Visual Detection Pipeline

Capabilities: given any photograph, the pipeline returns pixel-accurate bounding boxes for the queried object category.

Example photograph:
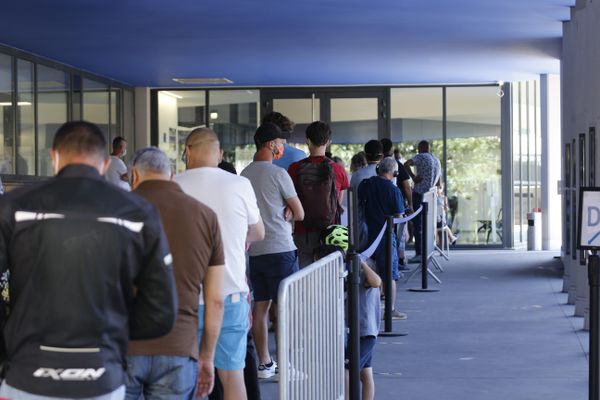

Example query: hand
[196,358,215,398]
[405,206,414,215]
[284,206,293,222]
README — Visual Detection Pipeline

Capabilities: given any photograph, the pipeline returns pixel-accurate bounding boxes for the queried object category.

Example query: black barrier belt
[359,205,424,261]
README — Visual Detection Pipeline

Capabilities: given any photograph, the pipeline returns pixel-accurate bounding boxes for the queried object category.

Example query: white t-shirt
[175,167,261,297]
[106,156,130,191]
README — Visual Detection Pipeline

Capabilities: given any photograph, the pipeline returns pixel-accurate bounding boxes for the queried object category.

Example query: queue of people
[0,114,444,400]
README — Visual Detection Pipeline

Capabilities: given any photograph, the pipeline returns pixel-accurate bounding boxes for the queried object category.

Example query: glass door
[262,89,386,168]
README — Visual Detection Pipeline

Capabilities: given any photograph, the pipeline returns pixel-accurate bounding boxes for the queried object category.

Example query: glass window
[447,86,502,245]
[209,90,259,173]
[37,64,68,176]
[272,98,320,145]
[157,90,206,173]
[83,78,109,140]
[16,59,34,175]
[329,97,379,169]
[391,87,443,172]
[0,54,13,174]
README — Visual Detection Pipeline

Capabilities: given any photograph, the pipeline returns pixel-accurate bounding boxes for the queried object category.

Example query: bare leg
[252,300,272,364]
[217,369,248,400]
[360,368,375,400]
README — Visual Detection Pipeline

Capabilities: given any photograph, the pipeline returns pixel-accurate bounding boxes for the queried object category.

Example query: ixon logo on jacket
[33,368,106,381]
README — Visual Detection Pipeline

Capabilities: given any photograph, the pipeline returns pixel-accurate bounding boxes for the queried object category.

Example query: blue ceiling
[0,0,573,87]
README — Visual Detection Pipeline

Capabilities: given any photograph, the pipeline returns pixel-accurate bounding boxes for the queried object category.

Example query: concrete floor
[259,251,588,400]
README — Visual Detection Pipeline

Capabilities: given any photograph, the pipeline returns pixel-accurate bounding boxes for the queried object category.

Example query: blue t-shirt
[273,144,306,171]
[358,176,404,244]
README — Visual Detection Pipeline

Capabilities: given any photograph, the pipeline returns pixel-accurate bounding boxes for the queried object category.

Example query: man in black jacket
[0,121,177,399]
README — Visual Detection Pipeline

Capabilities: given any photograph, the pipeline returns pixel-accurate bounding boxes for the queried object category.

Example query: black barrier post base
[588,251,599,400]
[380,215,408,337]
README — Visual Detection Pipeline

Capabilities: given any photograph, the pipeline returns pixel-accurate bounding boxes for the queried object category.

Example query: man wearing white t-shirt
[106,136,130,191]
[176,128,264,400]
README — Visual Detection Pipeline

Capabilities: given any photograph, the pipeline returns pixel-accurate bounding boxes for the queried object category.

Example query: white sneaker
[258,360,278,379]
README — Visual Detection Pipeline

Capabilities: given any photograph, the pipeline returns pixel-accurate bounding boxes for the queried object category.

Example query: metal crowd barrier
[277,251,346,400]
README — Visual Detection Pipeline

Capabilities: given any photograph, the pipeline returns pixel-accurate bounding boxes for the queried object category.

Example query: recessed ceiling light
[172,78,233,85]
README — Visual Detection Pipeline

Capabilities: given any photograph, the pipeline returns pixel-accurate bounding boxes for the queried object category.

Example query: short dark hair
[306,121,331,147]
[112,136,127,151]
[364,140,383,162]
[380,138,393,155]
[52,121,106,159]
[418,140,430,151]
[262,112,295,133]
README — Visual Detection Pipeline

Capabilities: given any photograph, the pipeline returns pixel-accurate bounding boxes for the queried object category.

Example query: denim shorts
[344,335,377,370]
[198,293,250,371]
[249,250,299,303]
[125,355,197,400]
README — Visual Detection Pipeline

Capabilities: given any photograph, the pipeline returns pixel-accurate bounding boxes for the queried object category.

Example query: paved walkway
[260,251,588,399]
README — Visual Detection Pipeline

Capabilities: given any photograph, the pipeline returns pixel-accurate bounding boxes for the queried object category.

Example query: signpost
[578,187,600,400]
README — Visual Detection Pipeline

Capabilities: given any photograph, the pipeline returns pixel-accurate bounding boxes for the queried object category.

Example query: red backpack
[295,158,339,230]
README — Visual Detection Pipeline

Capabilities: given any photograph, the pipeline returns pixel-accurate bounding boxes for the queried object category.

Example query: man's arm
[284,196,304,222]
[197,264,225,397]
[0,199,12,361]
[247,217,265,244]
[361,261,381,289]
[399,180,413,212]
[403,158,422,184]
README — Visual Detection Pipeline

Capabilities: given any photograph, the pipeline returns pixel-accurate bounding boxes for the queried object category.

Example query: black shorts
[249,250,299,303]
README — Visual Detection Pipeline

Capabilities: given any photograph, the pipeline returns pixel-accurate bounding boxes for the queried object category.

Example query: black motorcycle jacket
[0,164,177,398]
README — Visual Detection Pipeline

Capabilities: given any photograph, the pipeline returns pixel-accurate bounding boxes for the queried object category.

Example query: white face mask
[53,152,60,176]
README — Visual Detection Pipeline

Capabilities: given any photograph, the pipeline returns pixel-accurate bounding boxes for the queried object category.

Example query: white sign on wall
[578,188,600,250]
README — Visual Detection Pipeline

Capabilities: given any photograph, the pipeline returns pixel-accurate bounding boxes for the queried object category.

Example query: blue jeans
[125,355,197,400]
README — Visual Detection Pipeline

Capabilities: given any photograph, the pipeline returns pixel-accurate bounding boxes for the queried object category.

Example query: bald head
[184,128,221,169]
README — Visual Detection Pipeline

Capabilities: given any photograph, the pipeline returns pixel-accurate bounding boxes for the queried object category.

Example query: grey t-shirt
[350,163,378,189]
[241,161,298,256]
[360,271,381,337]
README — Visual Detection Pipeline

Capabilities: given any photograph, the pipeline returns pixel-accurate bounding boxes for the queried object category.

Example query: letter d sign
[589,206,600,227]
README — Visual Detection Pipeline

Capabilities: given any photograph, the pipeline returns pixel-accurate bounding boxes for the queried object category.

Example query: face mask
[121,149,127,158]
[273,143,285,161]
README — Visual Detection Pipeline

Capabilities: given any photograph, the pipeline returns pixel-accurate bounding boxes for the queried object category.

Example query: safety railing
[277,251,346,400]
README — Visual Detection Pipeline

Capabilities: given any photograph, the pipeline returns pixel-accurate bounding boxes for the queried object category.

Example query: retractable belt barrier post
[347,188,361,400]
[379,215,408,337]
[409,200,441,293]
[589,251,599,400]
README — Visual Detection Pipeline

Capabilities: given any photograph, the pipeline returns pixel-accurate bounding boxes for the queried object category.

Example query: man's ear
[130,168,140,189]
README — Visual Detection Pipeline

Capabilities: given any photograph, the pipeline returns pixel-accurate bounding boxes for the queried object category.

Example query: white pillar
[540,74,562,250]
[134,87,151,148]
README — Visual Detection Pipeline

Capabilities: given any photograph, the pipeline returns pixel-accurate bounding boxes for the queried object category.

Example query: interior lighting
[0,101,32,106]
[160,91,183,99]
[172,77,233,85]
[210,111,219,120]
